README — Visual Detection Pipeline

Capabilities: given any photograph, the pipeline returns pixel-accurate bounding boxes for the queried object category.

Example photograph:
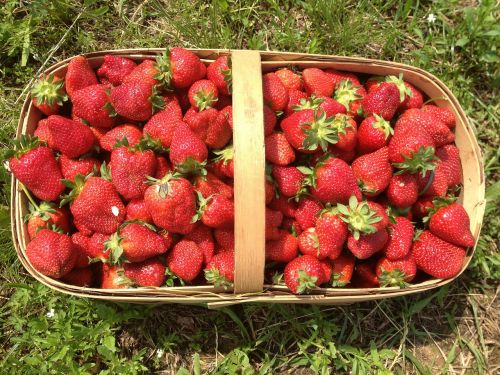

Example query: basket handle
[231,50,266,294]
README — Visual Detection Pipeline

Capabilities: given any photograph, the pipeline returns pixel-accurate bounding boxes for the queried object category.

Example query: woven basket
[11,49,485,308]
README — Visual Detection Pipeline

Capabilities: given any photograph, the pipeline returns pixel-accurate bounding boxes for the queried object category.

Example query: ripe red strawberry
[435,144,462,187]
[62,267,93,287]
[306,157,362,204]
[315,209,348,260]
[295,197,323,231]
[184,107,232,149]
[126,199,153,224]
[71,232,92,268]
[65,55,98,99]
[194,172,233,200]
[285,89,308,117]
[111,80,164,121]
[298,227,321,257]
[262,105,277,135]
[101,264,127,289]
[266,208,284,241]
[376,254,416,286]
[122,59,159,86]
[352,147,392,197]
[87,233,111,263]
[100,124,143,152]
[361,82,400,120]
[46,115,95,158]
[318,259,333,285]
[348,229,389,259]
[357,114,393,154]
[211,144,234,178]
[73,217,94,237]
[384,216,414,260]
[188,79,218,111]
[105,222,167,264]
[185,224,215,264]
[31,74,67,115]
[110,144,157,201]
[412,197,435,219]
[394,108,454,147]
[412,230,466,279]
[62,175,126,234]
[263,72,289,111]
[71,84,116,129]
[25,229,76,278]
[269,195,298,218]
[266,231,298,263]
[385,75,423,111]
[333,80,366,119]
[214,228,234,250]
[205,250,234,287]
[329,114,357,152]
[144,174,197,235]
[272,165,305,198]
[33,119,53,146]
[265,132,296,166]
[387,173,419,208]
[265,179,274,205]
[8,137,65,201]
[281,217,302,236]
[157,48,206,89]
[330,253,355,286]
[324,69,361,87]
[275,68,302,91]
[302,68,334,97]
[143,101,184,148]
[428,202,475,248]
[26,201,70,239]
[155,155,172,179]
[284,254,323,294]
[352,262,379,288]
[416,165,448,198]
[289,95,345,116]
[97,55,137,86]
[59,154,100,182]
[123,258,166,287]
[196,193,234,229]
[337,197,389,239]
[207,55,231,96]
[169,122,208,174]
[422,104,456,128]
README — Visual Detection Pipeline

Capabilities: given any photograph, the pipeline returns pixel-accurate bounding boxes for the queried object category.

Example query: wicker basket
[11,49,485,308]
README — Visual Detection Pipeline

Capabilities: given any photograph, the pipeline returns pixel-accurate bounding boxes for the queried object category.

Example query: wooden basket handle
[231,50,266,293]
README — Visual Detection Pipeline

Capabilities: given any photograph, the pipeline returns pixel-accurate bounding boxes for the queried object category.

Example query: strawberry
[196,193,234,229]
[211,145,234,178]
[59,154,100,183]
[71,232,92,268]
[46,115,95,158]
[349,228,389,260]
[275,68,302,91]
[422,104,456,129]
[184,107,232,149]
[156,48,206,89]
[143,101,184,148]
[144,174,197,235]
[285,89,308,117]
[26,201,70,239]
[289,95,346,118]
[330,253,355,286]
[361,82,400,120]
[185,224,215,264]
[65,55,98,99]
[123,257,166,287]
[281,217,302,236]
[88,232,114,262]
[263,105,277,135]
[62,175,126,234]
[376,254,416,286]
[315,208,348,260]
[352,262,379,288]
[194,172,233,200]
[110,143,157,201]
[412,197,435,219]
[214,228,234,250]
[73,217,94,237]
[385,75,423,111]
[305,157,362,204]
[272,165,305,198]
[101,264,127,289]
[435,144,462,187]
[122,59,159,86]
[155,155,172,179]
[284,254,323,294]
[319,260,333,285]
[31,74,67,115]
[265,132,296,166]
[333,80,366,119]
[351,147,392,197]
[412,230,466,279]
[328,146,356,163]
[205,250,234,287]
[105,222,167,264]
[384,216,414,260]
[62,267,93,287]
[416,165,448,198]
[8,136,65,201]
[207,55,231,95]
[394,108,454,147]
[302,68,334,97]
[324,69,361,87]
[329,114,357,152]
[298,228,321,257]
[25,228,76,278]
[386,173,419,208]
[337,196,388,240]
[357,114,393,154]
[169,122,208,174]
[100,124,143,152]
[427,201,475,248]
[269,195,298,218]
[266,208,284,240]
[111,80,164,121]
[295,197,323,231]
[263,72,289,111]
[188,79,218,111]
[266,231,298,263]
[265,179,274,205]
[97,55,137,86]
[71,84,116,129]
[126,199,153,224]
[33,119,53,146]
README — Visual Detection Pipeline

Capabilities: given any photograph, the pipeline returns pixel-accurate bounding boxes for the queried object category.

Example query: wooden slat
[231,50,266,293]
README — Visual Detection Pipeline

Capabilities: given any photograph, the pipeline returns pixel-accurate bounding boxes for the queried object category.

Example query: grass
[0,0,499,373]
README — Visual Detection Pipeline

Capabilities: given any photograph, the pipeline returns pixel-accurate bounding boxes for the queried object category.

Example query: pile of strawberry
[262,67,475,293]
[8,48,237,289]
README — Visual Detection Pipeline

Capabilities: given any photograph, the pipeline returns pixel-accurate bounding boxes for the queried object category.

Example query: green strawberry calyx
[4,135,43,160]
[149,84,166,114]
[301,110,339,152]
[291,95,324,112]
[31,74,68,107]
[164,267,185,287]
[213,144,234,165]
[153,50,173,90]
[60,173,91,206]
[222,65,232,95]
[334,80,363,111]
[393,146,437,177]
[193,87,218,111]
[204,267,233,289]
[372,114,394,139]
[337,196,382,240]
[104,232,126,265]
[422,195,457,224]
[385,73,413,103]
[295,269,318,294]
[192,191,212,223]
[175,157,207,178]
[330,272,349,287]
[146,173,176,199]
[378,267,410,288]
[25,200,57,223]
